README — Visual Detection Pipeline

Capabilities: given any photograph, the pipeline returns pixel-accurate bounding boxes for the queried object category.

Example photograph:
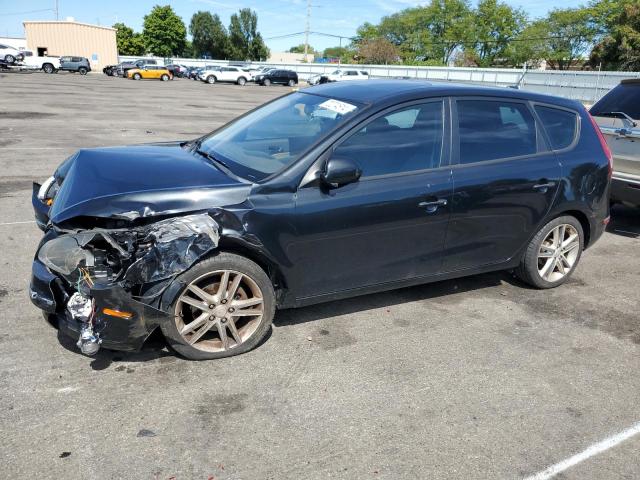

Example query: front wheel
[161,74,169,81]
[237,76,246,86]
[206,75,216,84]
[262,78,271,86]
[5,54,15,63]
[515,215,584,289]
[133,73,141,80]
[161,252,276,360]
[42,63,54,74]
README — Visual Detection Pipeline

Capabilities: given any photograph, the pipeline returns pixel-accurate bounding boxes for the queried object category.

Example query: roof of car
[304,79,583,109]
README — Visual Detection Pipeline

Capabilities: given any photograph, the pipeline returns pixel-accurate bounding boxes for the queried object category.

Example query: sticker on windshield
[318,99,357,116]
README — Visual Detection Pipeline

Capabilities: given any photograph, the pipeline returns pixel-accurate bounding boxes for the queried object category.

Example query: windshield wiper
[592,111,637,126]
[194,148,232,172]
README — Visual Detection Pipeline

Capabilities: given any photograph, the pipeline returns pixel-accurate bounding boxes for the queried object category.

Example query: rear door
[443,97,561,272]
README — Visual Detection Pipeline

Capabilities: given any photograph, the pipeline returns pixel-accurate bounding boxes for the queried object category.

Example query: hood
[49,144,251,224]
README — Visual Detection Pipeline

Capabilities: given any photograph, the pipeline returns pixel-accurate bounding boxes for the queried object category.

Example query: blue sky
[1,0,583,52]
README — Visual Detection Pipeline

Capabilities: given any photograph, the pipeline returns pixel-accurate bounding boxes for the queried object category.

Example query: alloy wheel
[537,224,580,282]
[174,270,265,353]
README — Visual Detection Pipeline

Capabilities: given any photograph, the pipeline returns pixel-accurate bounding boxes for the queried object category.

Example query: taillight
[587,112,613,178]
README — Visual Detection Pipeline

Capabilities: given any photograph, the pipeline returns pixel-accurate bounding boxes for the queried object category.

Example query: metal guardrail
[119,55,640,104]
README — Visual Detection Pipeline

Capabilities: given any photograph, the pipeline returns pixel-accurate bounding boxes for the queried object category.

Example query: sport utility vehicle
[59,56,91,74]
[200,65,250,85]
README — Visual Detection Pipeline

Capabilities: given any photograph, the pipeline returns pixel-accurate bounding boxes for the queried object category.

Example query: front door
[443,98,561,272]
[289,99,453,300]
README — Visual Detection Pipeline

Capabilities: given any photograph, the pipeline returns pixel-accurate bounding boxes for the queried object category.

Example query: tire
[133,73,141,80]
[237,76,246,86]
[42,63,54,74]
[287,79,296,87]
[515,215,584,289]
[263,78,271,86]
[79,67,87,75]
[111,70,119,77]
[161,74,169,81]
[206,75,216,84]
[5,54,15,64]
[160,252,276,360]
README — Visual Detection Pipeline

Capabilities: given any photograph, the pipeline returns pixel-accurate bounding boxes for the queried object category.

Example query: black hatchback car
[30,81,611,360]
[257,69,298,86]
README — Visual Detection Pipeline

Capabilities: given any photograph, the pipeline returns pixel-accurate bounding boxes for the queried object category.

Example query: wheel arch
[556,209,591,248]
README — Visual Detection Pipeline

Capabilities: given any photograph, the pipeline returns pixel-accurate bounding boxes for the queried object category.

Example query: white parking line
[523,421,640,480]
[0,220,35,226]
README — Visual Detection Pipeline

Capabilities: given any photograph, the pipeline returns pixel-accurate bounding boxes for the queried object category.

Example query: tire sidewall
[160,252,276,360]
[521,215,584,289]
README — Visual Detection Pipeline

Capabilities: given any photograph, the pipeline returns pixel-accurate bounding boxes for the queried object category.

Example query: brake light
[588,112,613,178]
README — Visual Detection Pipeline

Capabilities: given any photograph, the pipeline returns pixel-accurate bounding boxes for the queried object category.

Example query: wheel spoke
[180,312,209,335]
[560,254,572,269]
[180,296,210,312]
[539,245,556,258]
[554,225,565,248]
[230,309,262,317]
[187,284,214,303]
[214,271,230,303]
[231,297,263,309]
[540,257,555,280]
[562,242,579,254]
[561,233,578,250]
[227,318,242,345]
[226,273,243,301]
[555,257,566,275]
[188,320,215,345]
[217,322,229,350]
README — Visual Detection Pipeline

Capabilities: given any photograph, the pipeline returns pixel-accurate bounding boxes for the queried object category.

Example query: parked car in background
[59,56,91,75]
[166,64,188,78]
[307,73,322,85]
[117,58,158,77]
[127,65,172,81]
[200,65,250,85]
[19,50,60,73]
[257,69,298,86]
[325,69,369,82]
[0,43,24,63]
[590,79,640,208]
[103,64,116,76]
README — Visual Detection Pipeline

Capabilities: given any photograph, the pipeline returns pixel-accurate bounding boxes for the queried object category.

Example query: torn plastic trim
[37,213,220,304]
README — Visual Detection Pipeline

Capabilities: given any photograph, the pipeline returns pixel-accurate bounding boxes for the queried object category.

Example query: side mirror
[321,157,361,188]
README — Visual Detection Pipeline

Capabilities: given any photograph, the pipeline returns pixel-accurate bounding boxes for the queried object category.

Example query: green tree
[113,22,145,56]
[228,8,269,61]
[142,5,187,57]
[504,20,551,67]
[468,0,527,66]
[543,8,598,70]
[190,11,228,59]
[590,0,640,70]
[289,44,316,54]
[357,38,400,64]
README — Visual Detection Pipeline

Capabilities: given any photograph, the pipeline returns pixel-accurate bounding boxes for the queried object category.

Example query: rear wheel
[207,75,216,84]
[42,63,54,74]
[287,79,296,87]
[5,54,15,63]
[161,252,275,360]
[133,73,142,80]
[515,215,584,289]
[78,67,87,75]
[111,70,119,77]
[237,76,247,86]
[161,74,169,81]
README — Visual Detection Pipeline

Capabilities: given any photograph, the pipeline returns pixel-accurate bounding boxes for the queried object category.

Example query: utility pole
[303,0,311,61]
[54,0,59,20]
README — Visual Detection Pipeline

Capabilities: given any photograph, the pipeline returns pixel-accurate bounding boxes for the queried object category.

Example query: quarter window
[457,100,537,164]
[333,101,444,177]
[535,105,578,150]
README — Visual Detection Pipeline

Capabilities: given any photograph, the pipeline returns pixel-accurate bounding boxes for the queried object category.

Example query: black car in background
[30,81,611,360]
[59,56,91,75]
[257,69,298,86]
[166,64,187,78]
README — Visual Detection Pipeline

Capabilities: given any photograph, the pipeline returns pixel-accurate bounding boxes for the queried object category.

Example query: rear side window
[457,100,537,164]
[535,106,578,150]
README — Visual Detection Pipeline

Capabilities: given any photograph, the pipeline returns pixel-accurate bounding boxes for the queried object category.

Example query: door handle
[533,182,556,191]
[418,199,447,212]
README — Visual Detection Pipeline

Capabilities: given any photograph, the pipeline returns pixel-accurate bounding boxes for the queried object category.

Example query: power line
[0,8,54,17]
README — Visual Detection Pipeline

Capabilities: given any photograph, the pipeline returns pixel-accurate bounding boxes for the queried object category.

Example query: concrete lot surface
[1,72,639,480]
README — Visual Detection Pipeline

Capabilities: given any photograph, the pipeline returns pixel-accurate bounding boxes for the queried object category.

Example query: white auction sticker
[318,99,357,115]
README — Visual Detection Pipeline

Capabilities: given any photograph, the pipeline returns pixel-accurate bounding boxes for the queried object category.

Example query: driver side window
[333,101,444,178]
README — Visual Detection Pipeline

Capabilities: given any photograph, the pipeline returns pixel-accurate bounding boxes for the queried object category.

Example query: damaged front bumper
[29,213,220,353]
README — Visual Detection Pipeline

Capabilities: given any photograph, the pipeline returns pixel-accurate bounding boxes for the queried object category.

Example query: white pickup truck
[20,51,60,73]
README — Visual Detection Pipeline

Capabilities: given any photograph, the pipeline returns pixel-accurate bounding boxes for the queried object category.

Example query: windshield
[591,82,640,120]
[197,92,363,181]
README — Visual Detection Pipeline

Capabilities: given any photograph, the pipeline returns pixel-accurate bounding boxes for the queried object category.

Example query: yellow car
[127,65,173,81]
